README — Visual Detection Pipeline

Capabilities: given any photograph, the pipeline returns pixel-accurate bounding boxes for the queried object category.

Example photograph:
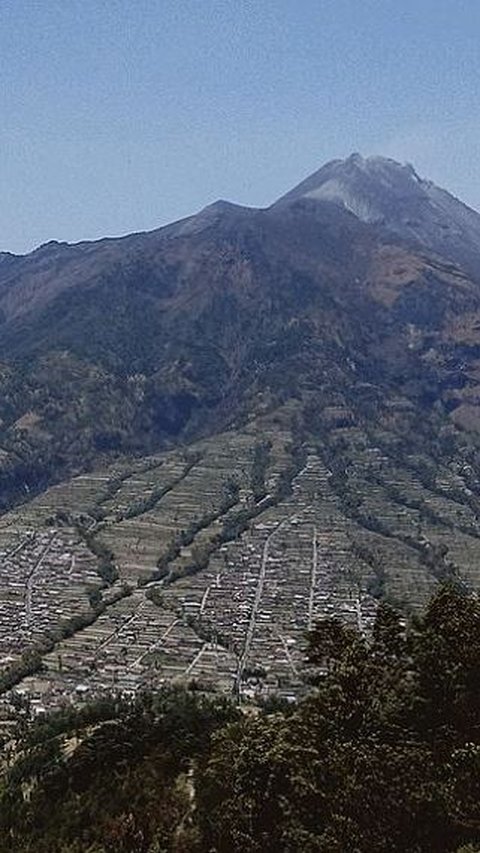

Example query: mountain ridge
[3,154,480,510]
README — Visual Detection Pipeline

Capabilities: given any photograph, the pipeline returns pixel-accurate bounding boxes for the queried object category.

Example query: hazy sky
[2,0,480,254]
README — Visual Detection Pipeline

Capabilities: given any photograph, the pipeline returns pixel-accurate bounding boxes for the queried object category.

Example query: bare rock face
[274,152,480,278]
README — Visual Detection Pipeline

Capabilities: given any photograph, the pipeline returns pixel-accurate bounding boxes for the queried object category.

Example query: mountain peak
[273,152,426,216]
[273,152,480,277]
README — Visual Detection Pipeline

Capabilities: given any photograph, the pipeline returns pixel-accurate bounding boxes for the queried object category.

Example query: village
[0,449,376,716]
[0,405,480,719]
[0,529,101,665]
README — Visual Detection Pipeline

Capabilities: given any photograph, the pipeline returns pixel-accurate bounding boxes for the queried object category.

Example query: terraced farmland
[1,400,480,715]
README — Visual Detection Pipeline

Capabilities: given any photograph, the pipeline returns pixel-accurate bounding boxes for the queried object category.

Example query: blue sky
[2,0,480,253]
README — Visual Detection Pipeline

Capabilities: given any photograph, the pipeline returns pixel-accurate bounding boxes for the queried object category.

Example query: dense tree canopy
[1,583,479,852]
[198,583,480,852]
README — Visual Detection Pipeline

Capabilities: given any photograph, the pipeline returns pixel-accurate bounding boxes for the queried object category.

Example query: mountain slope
[2,156,480,705]
[3,160,480,512]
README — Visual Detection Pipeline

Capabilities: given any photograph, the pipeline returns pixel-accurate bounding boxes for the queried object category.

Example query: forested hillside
[1,583,479,852]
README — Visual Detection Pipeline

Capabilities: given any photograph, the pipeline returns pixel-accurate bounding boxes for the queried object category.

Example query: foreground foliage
[0,583,479,852]
[198,584,480,852]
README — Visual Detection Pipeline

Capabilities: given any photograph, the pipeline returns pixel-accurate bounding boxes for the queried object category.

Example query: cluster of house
[167,455,378,699]
[0,529,100,666]
[0,452,380,717]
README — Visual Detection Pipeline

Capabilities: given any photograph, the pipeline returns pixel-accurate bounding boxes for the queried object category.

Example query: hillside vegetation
[1,583,479,852]
[4,157,480,512]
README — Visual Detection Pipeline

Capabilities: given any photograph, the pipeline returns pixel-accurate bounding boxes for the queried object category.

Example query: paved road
[307,526,318,631]
[25,536,56,626]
